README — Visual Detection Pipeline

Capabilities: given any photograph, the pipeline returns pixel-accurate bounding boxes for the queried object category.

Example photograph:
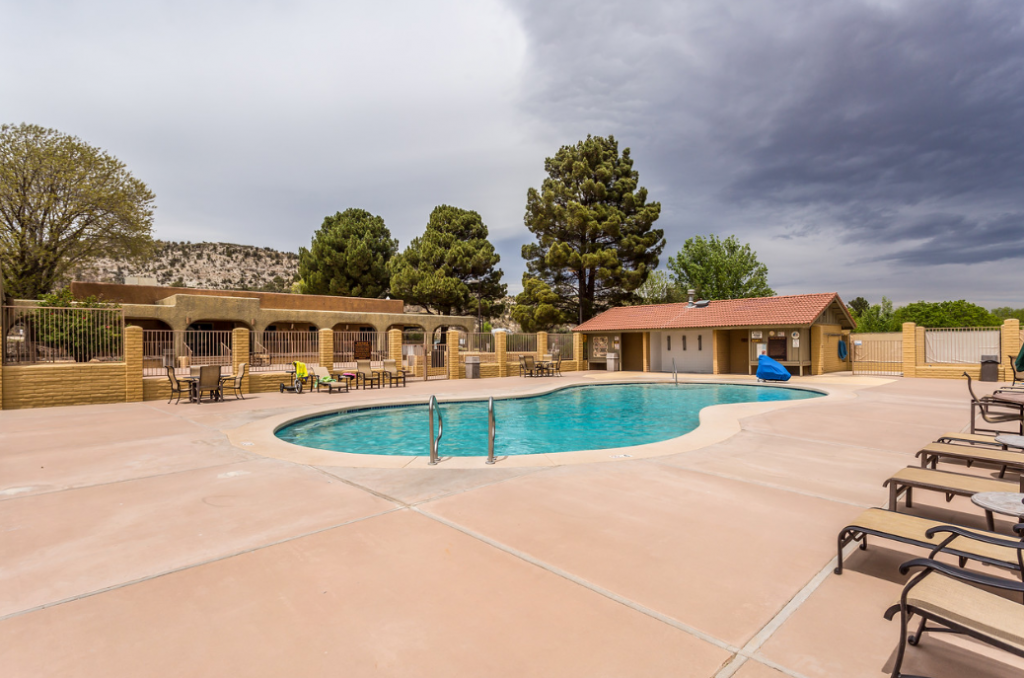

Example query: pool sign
[354,341,372,360]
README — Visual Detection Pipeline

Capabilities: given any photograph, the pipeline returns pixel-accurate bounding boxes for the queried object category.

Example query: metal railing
[851,335,903,376]
[142,330,232,376]
[251,330,319,372]
[428,395,443,465]
[486,396,497,465]
[924,327,1001,364]
[507,333,537,353]
[333,331,387,370]
[548,333,573,359]
[462,332,495,353]
[3,305,124,365]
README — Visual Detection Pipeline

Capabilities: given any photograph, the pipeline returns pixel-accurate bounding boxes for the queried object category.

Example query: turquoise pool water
[275,383,821,457]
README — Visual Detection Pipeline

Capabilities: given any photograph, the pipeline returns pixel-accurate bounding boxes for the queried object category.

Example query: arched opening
[127,318,172,330]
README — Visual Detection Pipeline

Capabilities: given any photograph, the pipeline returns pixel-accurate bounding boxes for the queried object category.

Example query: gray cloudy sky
[3,0,1023,306]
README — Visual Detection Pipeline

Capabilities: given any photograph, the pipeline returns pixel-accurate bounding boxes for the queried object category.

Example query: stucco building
[573,292,855,376]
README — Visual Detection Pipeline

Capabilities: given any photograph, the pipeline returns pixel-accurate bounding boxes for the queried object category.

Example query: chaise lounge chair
[311,365,349,394]
[883,467,1018,530]
[916,442,1024,478]
[935,431,1008,447]
[884,528,1024,678]
[834,508,1024,576]
[963,372,1024,435]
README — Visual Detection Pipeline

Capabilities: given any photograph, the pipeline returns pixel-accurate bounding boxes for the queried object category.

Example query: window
[698,334,702,351]
[768,336,787,360]
[667,336,671,351]
[683,335,687,350]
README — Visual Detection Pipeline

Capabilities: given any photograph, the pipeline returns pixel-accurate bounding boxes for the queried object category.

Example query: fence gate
[851,335,903,376]
[425,339,448,381]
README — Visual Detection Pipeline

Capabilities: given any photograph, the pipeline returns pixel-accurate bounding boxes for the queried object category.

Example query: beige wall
[2,363,128,410]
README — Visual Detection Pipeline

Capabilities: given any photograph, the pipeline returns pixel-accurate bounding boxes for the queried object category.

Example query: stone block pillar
[232,328,251,393]
[447,330,461,379]
[318,328,333,369]
[495,331,508,377]
[537,331,548,358]
[573,332,586,370]
[1001,318,1021,382]
[388,329,403,368]
[901,322,917,378]
[124,325,144,402]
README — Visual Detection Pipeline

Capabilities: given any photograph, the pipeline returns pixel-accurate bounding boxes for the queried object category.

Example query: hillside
[74,241,300,292]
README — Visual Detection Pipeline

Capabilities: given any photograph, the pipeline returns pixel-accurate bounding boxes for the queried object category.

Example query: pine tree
[517,135,664,327]
[388,205,506,317]
[297,208,397,298]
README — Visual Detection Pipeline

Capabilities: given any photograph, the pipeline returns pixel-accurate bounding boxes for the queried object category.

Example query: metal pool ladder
[428,395,443,465]
[486,396,496,465]
[672,357,678,386]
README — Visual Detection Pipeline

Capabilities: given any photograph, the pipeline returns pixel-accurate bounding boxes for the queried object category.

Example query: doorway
[621,332,644,371]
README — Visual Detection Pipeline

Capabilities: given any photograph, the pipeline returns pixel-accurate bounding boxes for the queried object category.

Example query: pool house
[573,292,856,376]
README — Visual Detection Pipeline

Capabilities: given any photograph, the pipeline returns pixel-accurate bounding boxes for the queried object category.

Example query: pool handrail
[672,357,678,386]
[428,395,443,465]
[486,396,496,465]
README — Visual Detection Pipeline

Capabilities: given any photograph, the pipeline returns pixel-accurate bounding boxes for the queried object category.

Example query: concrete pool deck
[1,371,1023,677]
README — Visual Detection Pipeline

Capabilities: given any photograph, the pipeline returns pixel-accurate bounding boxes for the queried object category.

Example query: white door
[660,330,713,373]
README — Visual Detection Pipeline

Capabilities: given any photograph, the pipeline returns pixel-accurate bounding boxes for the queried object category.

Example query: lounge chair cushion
[919,443,1024,469]
[888,467,1016,495]
[904,573,1024,653]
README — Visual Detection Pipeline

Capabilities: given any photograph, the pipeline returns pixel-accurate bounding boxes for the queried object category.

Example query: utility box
[980,355,1000,382]
[465,355,481,379]
[606,352,618,372]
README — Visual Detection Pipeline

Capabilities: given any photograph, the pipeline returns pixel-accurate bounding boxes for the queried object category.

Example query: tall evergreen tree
[297,208,397,298]
[388,205,506,317]
[517,135,664,327]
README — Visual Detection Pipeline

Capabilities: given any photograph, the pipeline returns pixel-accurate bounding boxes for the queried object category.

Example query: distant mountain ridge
[74,241,300,292]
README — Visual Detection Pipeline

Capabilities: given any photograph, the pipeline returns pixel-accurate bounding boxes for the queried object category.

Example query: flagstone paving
[1,372,1022,677]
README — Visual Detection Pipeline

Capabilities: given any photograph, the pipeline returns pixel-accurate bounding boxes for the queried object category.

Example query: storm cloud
[2,0,1023,305]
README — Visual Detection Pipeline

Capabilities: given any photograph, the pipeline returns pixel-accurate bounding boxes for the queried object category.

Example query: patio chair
[221,363,247,400]
[834,508,1024,577]
[964,372,1024,435]
[311,365,349,394]
[883,467,1018,530]
[521,355,544,377]
[165,366,187,405]
[194,365,222,404]
[916,441,1024,478]
[883,530,1024,678]
[355,360,381,389]
[1011,353,1024,387]
[382,359,406,387]
[549,356,562,377]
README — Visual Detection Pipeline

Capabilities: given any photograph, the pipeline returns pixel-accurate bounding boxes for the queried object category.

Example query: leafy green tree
[297,208,397,298]
[666,234,774,300]
[992,307,1024,323]
[32,288,122,362]
[512,278,565,331]
[848,296,870,316]
[893,300,1002,328]
[631,270,685,305]
[0,123,155,299]
[851,296,899,333]
[388,205,506,317]
[519,135,664,325]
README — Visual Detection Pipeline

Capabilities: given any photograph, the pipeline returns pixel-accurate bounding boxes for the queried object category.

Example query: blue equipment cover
[837,339,848,361]
[757,354,791,382]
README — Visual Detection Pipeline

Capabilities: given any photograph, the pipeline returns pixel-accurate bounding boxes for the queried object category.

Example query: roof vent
[687,289,696,307]
[694,300,709,308]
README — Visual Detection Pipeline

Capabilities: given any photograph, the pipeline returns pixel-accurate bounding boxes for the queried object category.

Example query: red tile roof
[574,293,852,332]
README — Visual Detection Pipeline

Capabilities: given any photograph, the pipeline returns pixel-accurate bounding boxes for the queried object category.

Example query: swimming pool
[275,383,822,457]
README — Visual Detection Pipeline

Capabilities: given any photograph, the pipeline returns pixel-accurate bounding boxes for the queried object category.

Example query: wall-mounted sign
[354,341,372,360]
[792,339,800,348]
[751,330,763,339]
[791,331,800,339]
[768,331,776,337]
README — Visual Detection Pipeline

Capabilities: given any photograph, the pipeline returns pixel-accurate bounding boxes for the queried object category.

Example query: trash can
[980,355,1000,382]
[606,352,618,372]
[465,355,481,379]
